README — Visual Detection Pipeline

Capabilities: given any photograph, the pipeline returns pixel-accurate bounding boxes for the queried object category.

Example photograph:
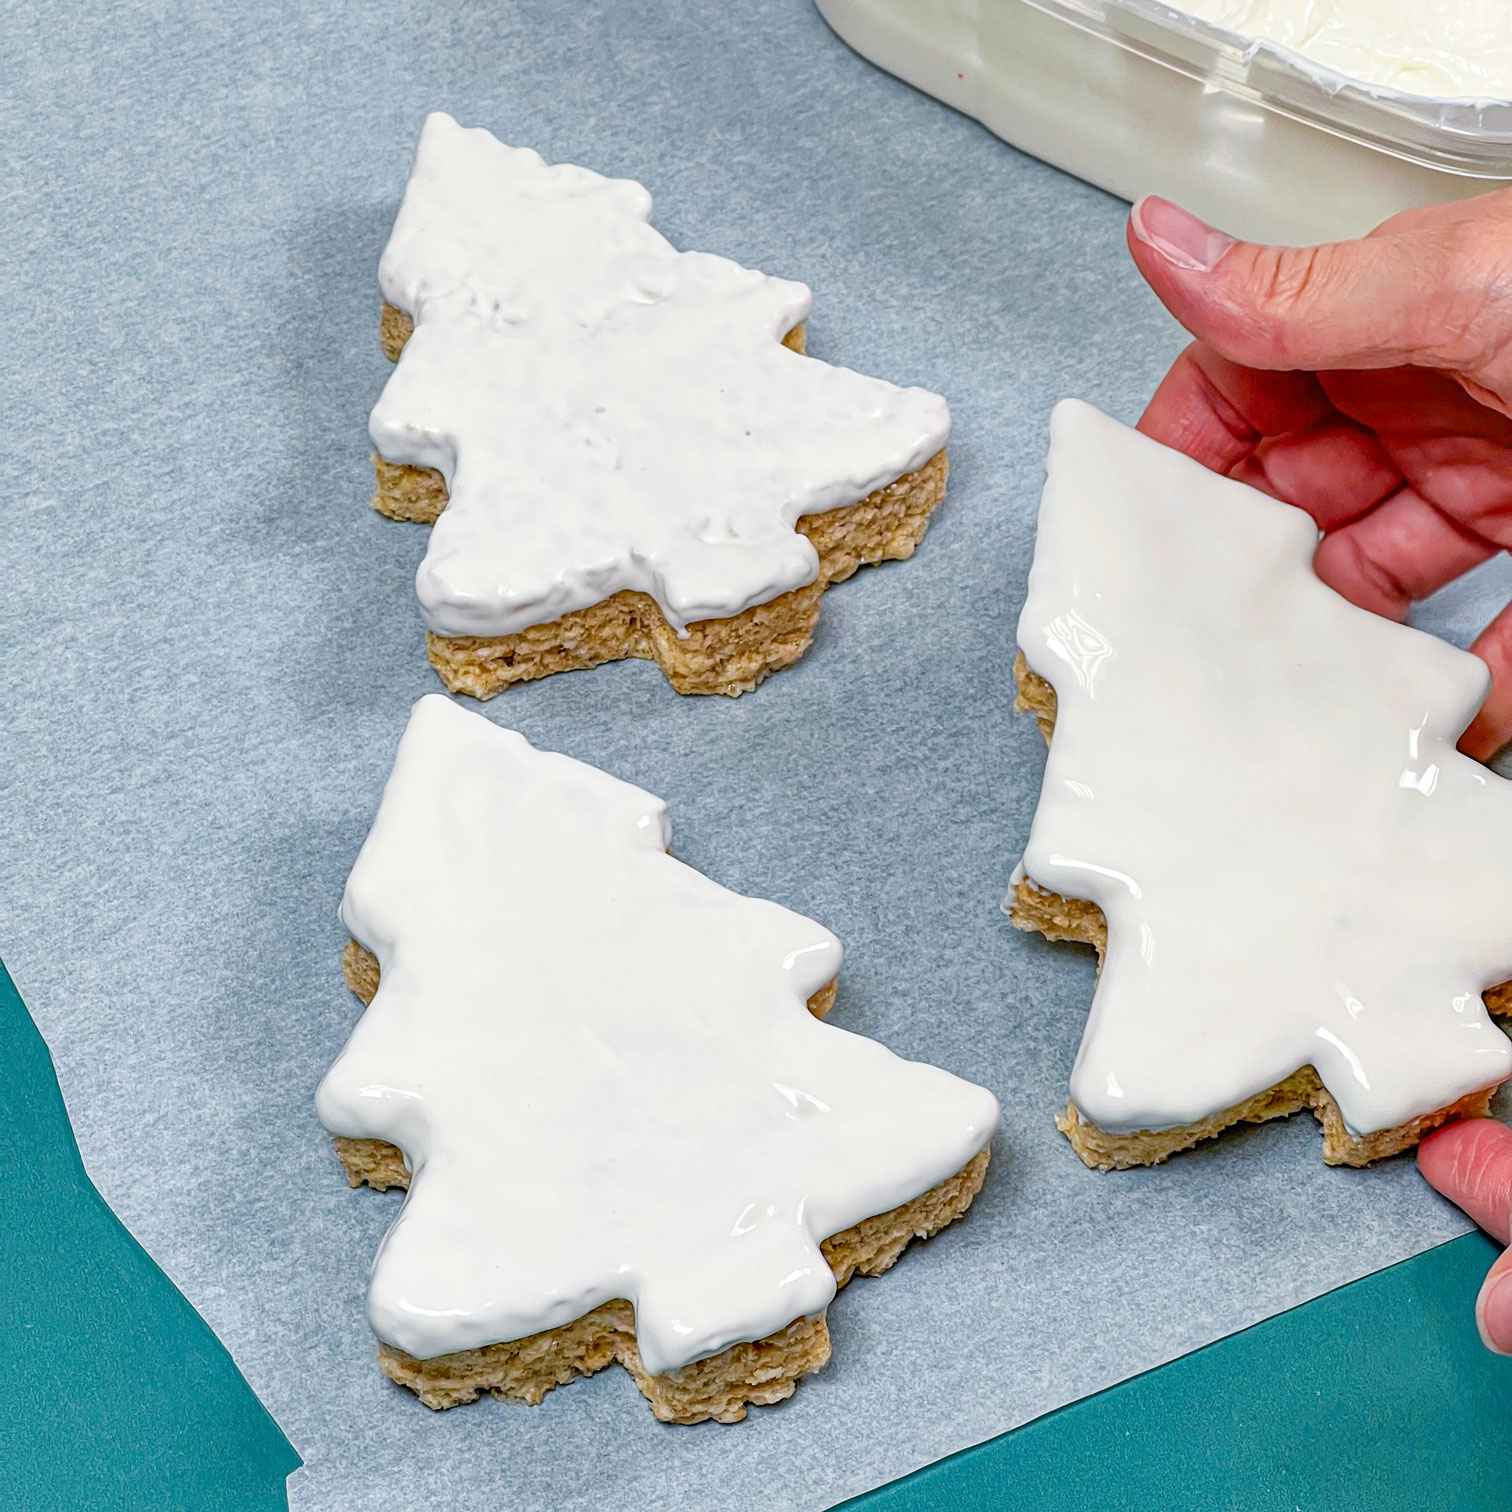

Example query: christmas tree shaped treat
[1010,400,1512,1171]
[367,112,951,698]
[318,696,997,1424]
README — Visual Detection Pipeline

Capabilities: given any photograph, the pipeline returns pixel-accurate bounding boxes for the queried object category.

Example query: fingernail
[1476,1268,1512,1355]
[1130,196,1236,273]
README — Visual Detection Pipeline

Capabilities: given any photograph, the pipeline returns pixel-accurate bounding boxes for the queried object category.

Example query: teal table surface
[0,961,299,1511]
[848,1230,1511,1512]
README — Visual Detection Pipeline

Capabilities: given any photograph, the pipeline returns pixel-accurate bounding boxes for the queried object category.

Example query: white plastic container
[816,0,1512,245]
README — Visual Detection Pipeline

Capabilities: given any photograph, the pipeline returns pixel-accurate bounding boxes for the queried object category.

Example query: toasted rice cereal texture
[374,305,948,698]
[1011,653,1512,1170]
[332,940,988,1422]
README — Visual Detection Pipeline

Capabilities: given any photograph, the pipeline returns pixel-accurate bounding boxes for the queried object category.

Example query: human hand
[1126,191,1512,759]
[1418,1119,1512,1355]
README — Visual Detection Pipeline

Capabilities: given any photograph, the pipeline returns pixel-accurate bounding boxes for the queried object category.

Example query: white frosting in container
[371,113,950,638]
[1018,400,1512,1139]
[1179,0,1512,100]
[317,696,999,1374]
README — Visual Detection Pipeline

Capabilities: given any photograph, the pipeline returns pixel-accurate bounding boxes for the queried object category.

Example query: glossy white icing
[317,696,998,1374]
[1181,0,1512,100]
[1018,400,1512,1138]
[371,113,950,639]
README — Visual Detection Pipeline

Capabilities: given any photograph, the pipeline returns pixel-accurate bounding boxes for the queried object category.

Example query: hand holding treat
[1419,1119,1512,1355]
[1127,188,1512,760]
[1130,190,1512,1352]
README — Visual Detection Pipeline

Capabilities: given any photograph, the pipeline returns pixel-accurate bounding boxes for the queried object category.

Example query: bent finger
[1312,488,1495,620]
[1463,601,1512,760]
[1418,1118,1512,1243]
[1138,342,1335,473]
[1231,421,1402,530]
[1419,1119,1512,1349]
[1320,366,1512,446]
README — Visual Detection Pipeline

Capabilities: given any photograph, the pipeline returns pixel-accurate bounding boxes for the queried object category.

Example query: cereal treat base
[1011,653,1512,1171]
[332,941,988,1423]
[375,304,948,698]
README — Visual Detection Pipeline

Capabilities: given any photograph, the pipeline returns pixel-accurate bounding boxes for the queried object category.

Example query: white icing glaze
[1000,860,1028,918]
[371,113,950,638]
[1180,0,1512,100]
[317,696,998,1374]
[1018,400,1512,1139]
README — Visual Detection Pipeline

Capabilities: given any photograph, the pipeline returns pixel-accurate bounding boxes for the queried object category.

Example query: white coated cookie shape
[317,696,998,1374]
[371,113,951,638]
[1018,400,1512,1139]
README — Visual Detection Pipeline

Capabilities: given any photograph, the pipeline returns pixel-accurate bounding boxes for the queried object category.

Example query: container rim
[1020,0,1512,174]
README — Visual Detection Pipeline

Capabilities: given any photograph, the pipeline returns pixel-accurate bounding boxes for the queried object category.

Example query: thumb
[1476,1246,1512,1357]
[1418,1118,1512,1354]
[1127,195,1490,378]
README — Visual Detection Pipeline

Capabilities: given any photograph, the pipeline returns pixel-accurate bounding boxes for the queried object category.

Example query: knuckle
[1255,243,1327,314]
[1411,222,1511,367]
[1236,244,1339,364]
[1321,530,1415,616]
[1454,1134,1512,1216]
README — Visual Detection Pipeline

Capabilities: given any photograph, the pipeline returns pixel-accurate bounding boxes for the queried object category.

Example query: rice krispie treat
[318,696,998,1421]
[367,113,950,698]
[1009,400,1512,1170]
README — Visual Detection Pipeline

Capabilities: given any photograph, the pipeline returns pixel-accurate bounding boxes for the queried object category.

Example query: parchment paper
[2,1,1505,1508]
